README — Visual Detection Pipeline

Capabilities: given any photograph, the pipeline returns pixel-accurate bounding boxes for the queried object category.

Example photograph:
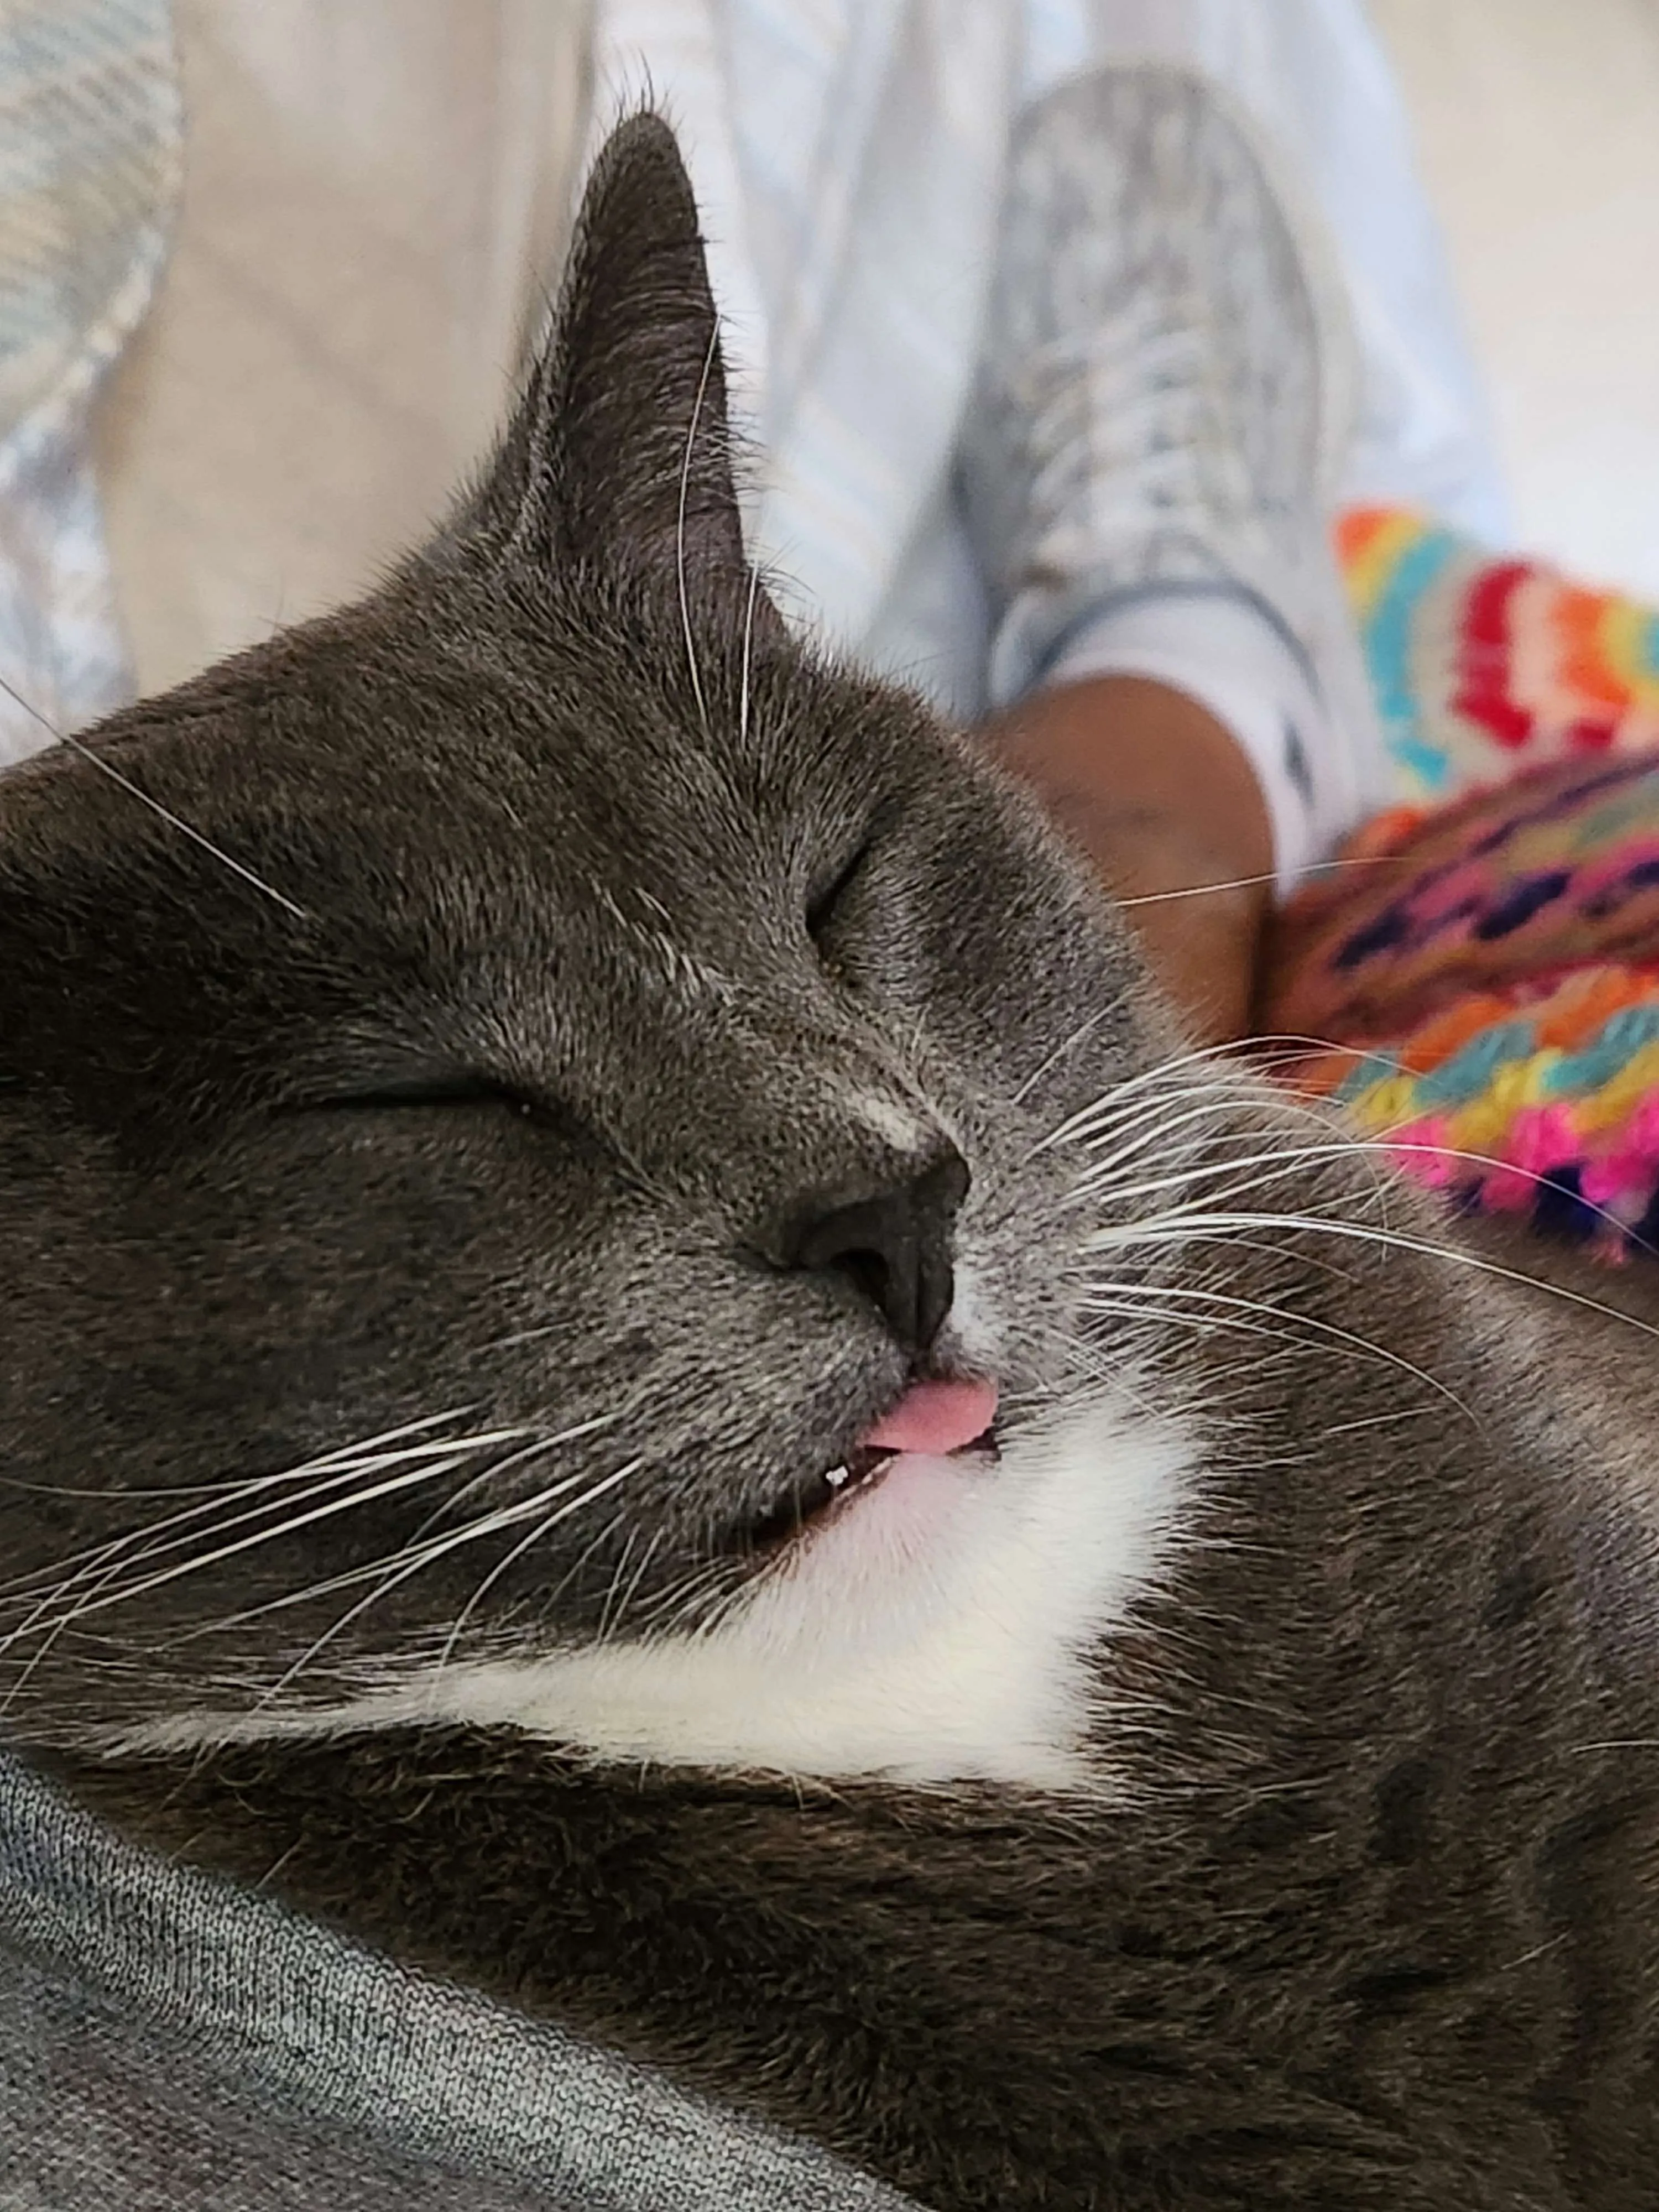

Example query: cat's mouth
[738,1376,999,1554]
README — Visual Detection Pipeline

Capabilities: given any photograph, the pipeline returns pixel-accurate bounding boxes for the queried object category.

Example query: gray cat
[5,113,1659,2210]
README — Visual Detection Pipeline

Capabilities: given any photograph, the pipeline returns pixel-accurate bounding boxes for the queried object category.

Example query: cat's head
[0,117,1213,1788]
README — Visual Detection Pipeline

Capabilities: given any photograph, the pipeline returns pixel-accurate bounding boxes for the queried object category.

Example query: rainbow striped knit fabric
[1267,510,1659,1255]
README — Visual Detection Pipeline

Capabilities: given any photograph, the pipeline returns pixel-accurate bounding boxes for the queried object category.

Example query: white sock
[1036,586,1366,895]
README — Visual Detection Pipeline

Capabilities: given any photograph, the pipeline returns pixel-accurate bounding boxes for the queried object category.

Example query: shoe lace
[1014,302,1217,558]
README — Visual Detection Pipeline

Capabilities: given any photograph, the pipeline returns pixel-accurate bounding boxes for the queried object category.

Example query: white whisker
[604,1521,668,1641]
[172,1417,623,1645]
[1084,1276,1474,1414]
[406,1412,619,1547]
[676,322,721,734]
[738,559,762,748]
[1011,1004,1117,1108]
[0,667,308,919]
[1089,1206,1659,1344]
[1112,855,1394,909]
[0,1442,517,1696]
[0,1410,501,1625]
[270,1458,641,1704]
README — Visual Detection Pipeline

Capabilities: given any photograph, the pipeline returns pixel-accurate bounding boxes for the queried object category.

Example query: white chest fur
[124,1394,1197,1791]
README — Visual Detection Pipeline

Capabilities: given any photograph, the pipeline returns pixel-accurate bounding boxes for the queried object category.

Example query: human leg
[959,62,1383,1035]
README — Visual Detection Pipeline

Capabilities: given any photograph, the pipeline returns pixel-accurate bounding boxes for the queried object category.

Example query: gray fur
[7,114,1659,2209]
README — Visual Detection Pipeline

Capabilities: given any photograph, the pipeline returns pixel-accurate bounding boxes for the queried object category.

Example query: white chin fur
[116,1394,1198,1793]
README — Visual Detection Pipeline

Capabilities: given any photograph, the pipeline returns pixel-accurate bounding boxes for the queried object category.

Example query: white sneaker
[958,62,1387,882]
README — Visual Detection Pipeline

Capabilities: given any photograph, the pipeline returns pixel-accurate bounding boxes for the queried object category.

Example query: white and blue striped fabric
[592,0,1507,722]
[0,0,179,763]
[0,0,1505,758]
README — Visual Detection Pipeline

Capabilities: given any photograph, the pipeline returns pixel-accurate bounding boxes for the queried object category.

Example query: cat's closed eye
[290,1072,538,1118]
[805,796,907,952]
[805,836,876,947]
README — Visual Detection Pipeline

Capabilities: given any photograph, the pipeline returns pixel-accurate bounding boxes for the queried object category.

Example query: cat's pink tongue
[862,1377,998,1458]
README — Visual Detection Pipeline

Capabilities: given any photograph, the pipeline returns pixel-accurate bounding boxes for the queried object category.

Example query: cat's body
[6,116,1659,2210]
[53,1226,1659,2211]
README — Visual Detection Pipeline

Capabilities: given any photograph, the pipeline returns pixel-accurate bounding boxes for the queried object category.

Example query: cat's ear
[459,111,754,592]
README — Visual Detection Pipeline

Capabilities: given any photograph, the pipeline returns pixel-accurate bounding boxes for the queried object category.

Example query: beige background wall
[1372,0,1659,597]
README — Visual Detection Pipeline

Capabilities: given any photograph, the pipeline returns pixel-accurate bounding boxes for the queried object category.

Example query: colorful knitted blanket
[1269,509,1659,1255]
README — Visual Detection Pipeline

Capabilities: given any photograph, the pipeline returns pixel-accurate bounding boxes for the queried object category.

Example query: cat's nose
[778,1144,971,1355]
